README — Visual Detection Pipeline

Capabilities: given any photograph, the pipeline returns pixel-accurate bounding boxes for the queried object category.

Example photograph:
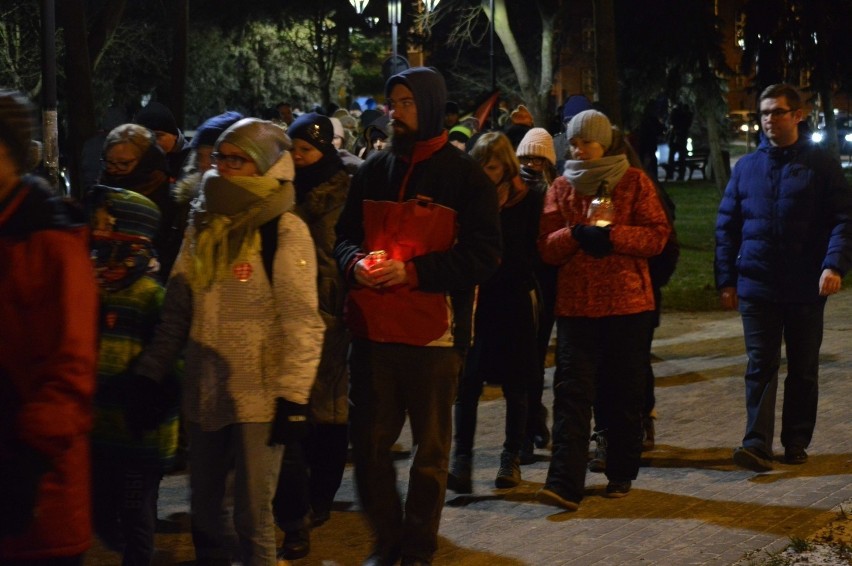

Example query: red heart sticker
[233,262,253,282]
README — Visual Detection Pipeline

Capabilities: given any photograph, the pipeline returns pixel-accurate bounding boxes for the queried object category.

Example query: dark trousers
[594,314,657,430]
[91,457,162,566]
[528,265,558,439]
[739,298,824,457]
[545,313,653,503]
[273,423,349,530]
[349,340,462,563]
[454,285,538,456]
[454,355,528,456]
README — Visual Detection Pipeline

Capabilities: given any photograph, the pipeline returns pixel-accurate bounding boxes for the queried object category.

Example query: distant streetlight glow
[349,0,369,14]
[423,0,440,11]
[388,0,401,67]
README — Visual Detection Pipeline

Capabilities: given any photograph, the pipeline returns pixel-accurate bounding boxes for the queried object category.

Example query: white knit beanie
[329,117,345,140]
[516,127,557,166]
[565,110,613,151]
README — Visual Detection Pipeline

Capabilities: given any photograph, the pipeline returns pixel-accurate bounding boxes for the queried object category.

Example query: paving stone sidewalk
[87,291,852,565]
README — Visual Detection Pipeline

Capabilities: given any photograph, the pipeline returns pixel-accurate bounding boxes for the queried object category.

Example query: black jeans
[348,340,462,563]
[545,312,653,502]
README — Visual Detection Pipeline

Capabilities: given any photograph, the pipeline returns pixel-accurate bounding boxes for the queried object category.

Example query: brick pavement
[86,290,852,565]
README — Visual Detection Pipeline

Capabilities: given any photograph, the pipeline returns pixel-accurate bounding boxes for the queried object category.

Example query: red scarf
[396,131,448,202]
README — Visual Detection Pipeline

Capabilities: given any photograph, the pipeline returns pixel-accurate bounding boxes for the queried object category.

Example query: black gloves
[0,443,51,537]
[268,397,309,446]
[124,373,167,439]
[572,224,613,258]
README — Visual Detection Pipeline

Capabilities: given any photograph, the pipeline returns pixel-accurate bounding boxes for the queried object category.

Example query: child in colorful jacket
[86,185,179,564]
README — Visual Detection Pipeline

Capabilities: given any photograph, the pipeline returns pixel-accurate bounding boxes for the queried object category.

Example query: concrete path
[86,290,852,565]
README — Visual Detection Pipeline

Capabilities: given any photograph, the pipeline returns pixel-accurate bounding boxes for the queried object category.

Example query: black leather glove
[124,373,166,439]
[268,397,309,446]
[0,443,51,537]
[572,224,613,258]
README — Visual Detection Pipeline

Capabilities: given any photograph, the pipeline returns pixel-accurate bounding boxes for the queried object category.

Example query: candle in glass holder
[364,250,388,270]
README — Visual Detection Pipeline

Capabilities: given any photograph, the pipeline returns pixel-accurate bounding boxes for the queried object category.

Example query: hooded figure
[385,66,447,143]
[332,67,500,565]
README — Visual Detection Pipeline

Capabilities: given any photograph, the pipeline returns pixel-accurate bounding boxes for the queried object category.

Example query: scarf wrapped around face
[187,169,295,291]
[562,154,630,196]
[91,237,157,292]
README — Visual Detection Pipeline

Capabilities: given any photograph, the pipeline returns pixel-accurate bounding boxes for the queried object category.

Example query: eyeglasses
[760,108,795,119]
[212,152,252,169]
[102,158,138,173]
[520,156,546,167]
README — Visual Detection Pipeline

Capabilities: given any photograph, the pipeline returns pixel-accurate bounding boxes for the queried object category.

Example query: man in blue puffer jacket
[715,83,852,472]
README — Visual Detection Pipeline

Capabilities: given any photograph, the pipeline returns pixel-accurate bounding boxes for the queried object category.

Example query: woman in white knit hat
[515,127,559,465]
[535,109,671,510]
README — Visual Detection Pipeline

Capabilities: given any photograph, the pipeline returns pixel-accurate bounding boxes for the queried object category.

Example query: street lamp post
[350,0,441,74]
[349,0,369,14]
[388,0,401,66]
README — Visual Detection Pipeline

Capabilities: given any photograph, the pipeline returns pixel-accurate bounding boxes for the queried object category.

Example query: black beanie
[135,101,179,136]
[287,112,336,156]
[0,90,36,172]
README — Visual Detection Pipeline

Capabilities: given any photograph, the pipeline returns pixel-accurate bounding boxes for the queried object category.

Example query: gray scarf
[562,155,630,196]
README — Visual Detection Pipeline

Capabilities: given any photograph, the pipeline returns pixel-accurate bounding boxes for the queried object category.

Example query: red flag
[467,90,500,131]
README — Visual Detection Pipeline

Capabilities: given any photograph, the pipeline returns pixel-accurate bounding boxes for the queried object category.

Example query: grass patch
[660,179,722,312]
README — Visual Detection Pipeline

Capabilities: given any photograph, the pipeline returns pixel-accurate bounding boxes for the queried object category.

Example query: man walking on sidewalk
[715,83,852,472]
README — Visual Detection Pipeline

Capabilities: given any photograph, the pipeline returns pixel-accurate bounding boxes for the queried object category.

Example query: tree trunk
[170,0,188,130]
[485,0,545,126]
[594,0,621,127]
[58,0,96,200]
[88,0,126,71]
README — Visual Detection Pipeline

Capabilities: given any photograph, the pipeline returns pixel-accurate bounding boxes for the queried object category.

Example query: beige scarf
[187,170,294,291]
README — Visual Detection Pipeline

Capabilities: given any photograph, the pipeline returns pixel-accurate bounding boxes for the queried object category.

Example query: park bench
[662,151,709,181]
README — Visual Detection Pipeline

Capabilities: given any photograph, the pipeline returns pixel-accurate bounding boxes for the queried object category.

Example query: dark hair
[759,84,802,111]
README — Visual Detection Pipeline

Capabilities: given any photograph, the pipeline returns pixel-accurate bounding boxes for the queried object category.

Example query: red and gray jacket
[334,136,502,348]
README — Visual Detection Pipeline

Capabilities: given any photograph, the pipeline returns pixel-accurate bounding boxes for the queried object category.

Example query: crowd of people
[1,75,850,566]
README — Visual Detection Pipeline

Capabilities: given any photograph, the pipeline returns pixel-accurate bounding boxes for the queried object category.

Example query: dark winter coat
[295,168,351,424]
[715,137,852,302]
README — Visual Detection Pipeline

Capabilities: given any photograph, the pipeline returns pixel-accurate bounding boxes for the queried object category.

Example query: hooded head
[0,89,37,173]
[87,184,160,241]
[565,110,613,152]
[216,118,289,175]
[87,185,161,290]
[561,95,594,125]
[134,101,179,136]
[385,66,447,141]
